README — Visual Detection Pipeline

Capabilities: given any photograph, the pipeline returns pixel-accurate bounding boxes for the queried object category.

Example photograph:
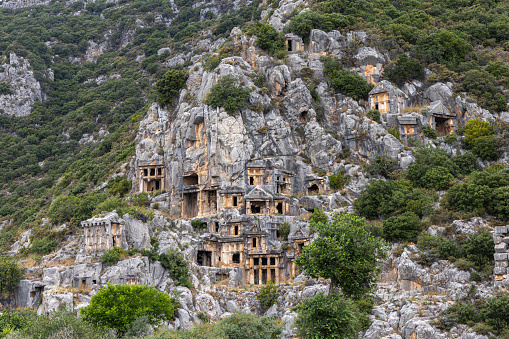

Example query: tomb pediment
[245,186,273,200]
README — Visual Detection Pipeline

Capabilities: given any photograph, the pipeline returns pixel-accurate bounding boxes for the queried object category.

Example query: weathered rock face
[0,54,43,117]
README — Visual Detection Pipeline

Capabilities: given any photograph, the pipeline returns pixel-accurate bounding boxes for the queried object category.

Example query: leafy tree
[21,309,115,339]
[328,68,374,101]
[309,208,329,226]
[492,187,509,221]
[480,296,509,333]
[258,281,278,309]
[461,71,503,111]
[422,125,437,139]
[253,22,286,56]
[287,11,353,42]
[295,212,389,299]
[461,231,494,268]
[279,222,290,241]
[294,292,358,339]
[101,246,127,265]
[205,76,251,115]
[446,181,492,213]
[366,154,399,178]
[158,249,191,287]
[108,176,131,197]
[81,283,176,333]
[328,172,350,190]
[416,30,472,66]
[472,135,499,161]
[421,166,453,190]
[366,109,380,123]
[48,195,80,224]
[354,180,395,219]
[385,54,425,86]
[382,211,421,241]
[156,69,188,106]
[0,256,22,295]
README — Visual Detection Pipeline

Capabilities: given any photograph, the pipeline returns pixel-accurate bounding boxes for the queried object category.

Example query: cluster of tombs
[136,159,324,284]
[368,81,459,144]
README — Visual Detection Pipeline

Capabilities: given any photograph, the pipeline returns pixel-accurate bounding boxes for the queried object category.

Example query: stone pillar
[494,226,509,285]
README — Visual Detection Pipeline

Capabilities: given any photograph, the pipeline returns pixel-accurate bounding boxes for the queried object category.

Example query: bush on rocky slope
[205,76,251,115]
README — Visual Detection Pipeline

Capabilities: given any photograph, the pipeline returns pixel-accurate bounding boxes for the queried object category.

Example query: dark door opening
[150,168,155,176]
[215,222,219,233]
[287,40,293,52]
[253,257,259,265]
[254,269,259,284]
[299,111,308,123]
[276,202,283,214]
[252,237,257,248]
[232,253,240,263]
[308,184,319,195]
[262,257,267,266]
[233,196,238,206]
[197,250,212,266]
[271,269,276,282]
[270,257,276,265]
[261,269,267,284]
[234,225,239,235]
[249,177,254,185]
[434,117,452,137]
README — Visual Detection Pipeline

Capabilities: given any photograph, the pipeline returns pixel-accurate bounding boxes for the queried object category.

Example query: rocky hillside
[0,0,508,337]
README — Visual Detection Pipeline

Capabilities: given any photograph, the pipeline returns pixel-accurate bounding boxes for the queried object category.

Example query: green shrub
[421,166,453,190]
[438,238,459,259]
[416,30,472,66]
[445,133,457,146]
[329,68,374,101]
[383,212,421,241]
[81,283,176,333]
[461,70,504,111]
[423,125,437,139]
[451,151,477,175]
[287,11,353,42]
[124,315,153,338]
[492,186,509,221]
[470,272,482,282]
[204,54,222,72]
[0,256,22,295]
[101,246,127,265]
[252,22,286,56]
[30,238,59,255]
[21,309,115,339]
[309,208,328,226]
[0,82,12,95]
[205,75,251,115]
[0,308,36,335]
[259,281,278,309]
[158,249,191,287]
[294,292,357,339]
[49,195,80,224]
[108,176,131,197]
[354,180,395,220]
[328,172,350,190]
[385,54,425,86]
[366,109,380,123]
[463,119,494,147]
[191,219,207,229]
[485,61,509,79]
[454,258,476,270]
[215,312,283,339]
[132,192,151,207]
[480,296,509,333]
[446,301,479,324]
[366,154,399,178]
[461,231,494,268]
[472,135,499,161]
[446,182,492,213]
[279,222,290,241]
[156,69,188,106]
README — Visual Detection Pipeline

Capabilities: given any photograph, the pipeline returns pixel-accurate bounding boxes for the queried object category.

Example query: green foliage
[205,75,251,115]
[191,219,207,229]
[485,62,509,79]
[366,109,380,123]
[461,70,504,111]
[296,212,389,299]
[101,246,127,265]
[383,211,421,241]
[309,208,328,226]
[124,315,153,338]
[258,281,278,309]
[81,283,176,333]
[328,172,350,190]
[203,54,221,72]
[385,54,425,86]
[158,249,191,287]
[132,192,151,207]
[0,82,12,95]
[294,292,358,339]
[355,179,435,220]
[49,195,81,224]
[107,176,131,197]
[463,119,494,147]
[30,238,59,255]
[0,309,36,336]
[416,30,472,66]
[480,296,509,333]
[421,166,453,190]
[0,256,22,295]
[156,69,187,106]
[445,133,457,146]
[20,309,115,339]
[279,222,290,241]
[472,135,499,161]
[492,186,509,221]
[324,63,374,101]
[252,22,286,56]
[287,11,354,42]
[461,231,494,268]
[366,154,399,178]
[422,125,437,139]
